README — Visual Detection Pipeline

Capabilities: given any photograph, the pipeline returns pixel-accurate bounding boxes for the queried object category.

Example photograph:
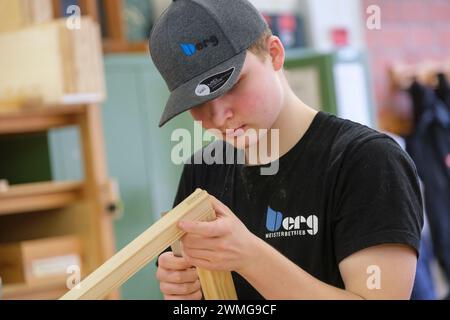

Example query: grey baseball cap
[149,0,267,127]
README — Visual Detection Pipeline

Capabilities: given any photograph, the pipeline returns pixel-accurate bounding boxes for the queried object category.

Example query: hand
[156,251,203,300]
[178,195,259,273]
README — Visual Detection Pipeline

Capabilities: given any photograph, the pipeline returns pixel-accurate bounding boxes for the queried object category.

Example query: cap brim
[158,50,247,127]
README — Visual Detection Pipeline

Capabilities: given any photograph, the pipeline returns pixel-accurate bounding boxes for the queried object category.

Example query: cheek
[237,78,282,126]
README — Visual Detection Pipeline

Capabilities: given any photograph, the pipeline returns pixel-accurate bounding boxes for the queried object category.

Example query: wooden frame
[60,189,237,300]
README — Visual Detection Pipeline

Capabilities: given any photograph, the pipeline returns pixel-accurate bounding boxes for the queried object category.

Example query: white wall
[250,0,366,51]
[299,0,365,51]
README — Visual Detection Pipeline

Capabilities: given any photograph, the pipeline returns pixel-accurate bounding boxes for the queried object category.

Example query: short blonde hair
[248,26,273,61]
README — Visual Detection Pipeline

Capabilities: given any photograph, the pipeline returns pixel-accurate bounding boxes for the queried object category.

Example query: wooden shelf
[2,280,69,300]
[0,103,118,299]
[0,104,86,135]
[0,181,83,216]
[103,40,149,54]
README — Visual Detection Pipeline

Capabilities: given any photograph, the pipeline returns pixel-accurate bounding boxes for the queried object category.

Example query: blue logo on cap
[180,36,219,57]
[180,43,196,56]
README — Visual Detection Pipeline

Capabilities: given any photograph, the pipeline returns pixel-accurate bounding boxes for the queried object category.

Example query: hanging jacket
[436,73,450,110]
[405,81,450,288]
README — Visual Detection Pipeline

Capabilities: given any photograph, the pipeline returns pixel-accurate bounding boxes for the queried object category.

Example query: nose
[207,97,233,128]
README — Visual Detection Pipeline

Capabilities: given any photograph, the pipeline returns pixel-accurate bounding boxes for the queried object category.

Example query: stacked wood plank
[0,17,105,109]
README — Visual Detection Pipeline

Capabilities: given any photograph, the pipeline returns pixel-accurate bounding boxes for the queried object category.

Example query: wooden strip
[197,268,237,300]
[196,207,238,300]
[60,189,237,300]
[162,211,238,300]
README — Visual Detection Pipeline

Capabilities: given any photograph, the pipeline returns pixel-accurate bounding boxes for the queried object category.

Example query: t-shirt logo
[265,206,319,239]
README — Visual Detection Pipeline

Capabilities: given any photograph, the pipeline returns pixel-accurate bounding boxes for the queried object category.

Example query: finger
[160,279,201,295]
[183,247,215,262]
[158,251,193,270]
[209,195,234,217]
[182,233,219,250]
[185,256,213,270]
[157,267,199,284]
[178,219,226,237]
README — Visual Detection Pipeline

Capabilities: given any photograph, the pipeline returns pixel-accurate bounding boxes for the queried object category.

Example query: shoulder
[322,114,413,168]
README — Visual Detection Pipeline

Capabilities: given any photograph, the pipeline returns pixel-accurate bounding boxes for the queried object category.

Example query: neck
[245,86,318,165]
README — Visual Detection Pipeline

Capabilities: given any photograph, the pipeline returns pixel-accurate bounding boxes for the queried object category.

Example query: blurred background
[0,0,449,300]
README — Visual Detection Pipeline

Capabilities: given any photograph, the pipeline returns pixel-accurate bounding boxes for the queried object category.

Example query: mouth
[223,125,246,138]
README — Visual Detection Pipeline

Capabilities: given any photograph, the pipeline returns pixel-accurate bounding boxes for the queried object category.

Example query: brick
[377,0,404,22]
[436,28,450,47]
[378,24,409,48]
[401,0,430,22]
[408,25,436,47]
[430,2,450,21]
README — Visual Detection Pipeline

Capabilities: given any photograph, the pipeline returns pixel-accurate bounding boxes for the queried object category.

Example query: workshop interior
[0,0,449,300]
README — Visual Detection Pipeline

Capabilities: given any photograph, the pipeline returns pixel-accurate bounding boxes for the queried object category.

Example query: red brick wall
[362,0,450,134]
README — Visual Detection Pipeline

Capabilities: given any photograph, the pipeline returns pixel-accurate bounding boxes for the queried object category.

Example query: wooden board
[0,17,105,108]
[0,0,27,33]
[60,189,237,300]
[0,0,53,33]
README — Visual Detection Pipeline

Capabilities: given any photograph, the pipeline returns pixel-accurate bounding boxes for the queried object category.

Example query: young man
[150,0,423,299]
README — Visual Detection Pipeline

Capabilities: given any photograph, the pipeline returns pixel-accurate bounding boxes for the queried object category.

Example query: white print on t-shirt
[265,207,318,239]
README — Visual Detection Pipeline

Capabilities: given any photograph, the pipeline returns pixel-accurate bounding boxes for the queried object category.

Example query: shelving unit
[0,103,118,300]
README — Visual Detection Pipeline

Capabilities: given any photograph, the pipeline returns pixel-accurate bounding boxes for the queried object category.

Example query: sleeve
[332,137,424,263]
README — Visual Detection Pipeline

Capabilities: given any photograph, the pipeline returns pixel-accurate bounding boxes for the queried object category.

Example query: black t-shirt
[171,111,424,299]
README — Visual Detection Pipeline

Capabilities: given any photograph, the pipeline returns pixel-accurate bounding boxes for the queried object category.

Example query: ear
[267,36,285,71]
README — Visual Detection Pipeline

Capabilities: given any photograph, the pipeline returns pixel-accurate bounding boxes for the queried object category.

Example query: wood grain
[60,189,237,300]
